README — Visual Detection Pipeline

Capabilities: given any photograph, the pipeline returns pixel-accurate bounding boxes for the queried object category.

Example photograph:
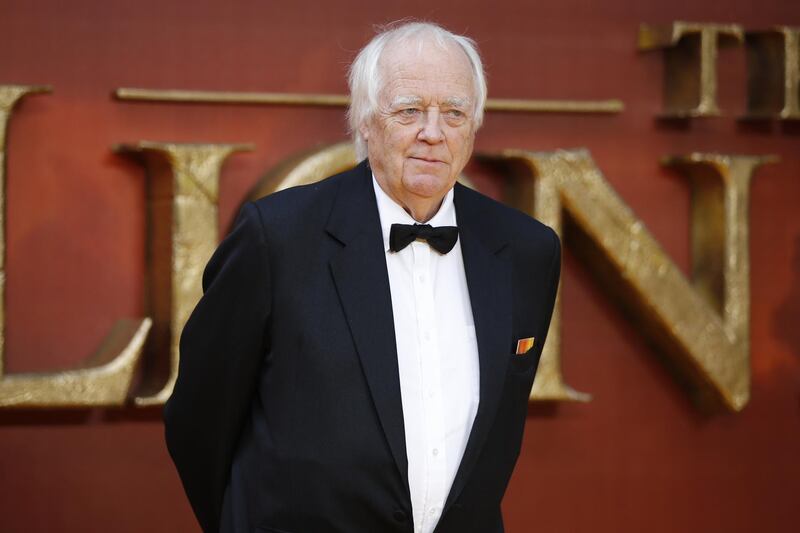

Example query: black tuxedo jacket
[164,160,561,533]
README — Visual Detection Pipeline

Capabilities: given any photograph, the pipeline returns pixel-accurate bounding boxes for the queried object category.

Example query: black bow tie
[389,223,459,254]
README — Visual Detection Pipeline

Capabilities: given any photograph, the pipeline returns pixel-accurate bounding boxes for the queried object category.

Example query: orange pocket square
[515,337,535,355]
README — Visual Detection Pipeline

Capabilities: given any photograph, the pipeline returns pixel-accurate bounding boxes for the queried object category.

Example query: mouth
[409,156,446,164]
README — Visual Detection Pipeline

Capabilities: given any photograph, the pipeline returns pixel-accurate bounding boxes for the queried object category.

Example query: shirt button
[427,389,436,398]
[432,448,439,456]
[418,274,426,283]
[423,331,431,341]
[429,507,439,516]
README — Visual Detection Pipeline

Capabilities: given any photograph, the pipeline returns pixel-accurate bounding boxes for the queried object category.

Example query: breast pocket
[509,335,540,375]
[510,350,540,376]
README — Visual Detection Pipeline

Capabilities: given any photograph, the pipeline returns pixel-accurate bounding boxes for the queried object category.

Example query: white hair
[347,21,488,160]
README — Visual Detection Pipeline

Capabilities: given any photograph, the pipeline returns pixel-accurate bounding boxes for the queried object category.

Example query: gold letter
[484,151,589,402]
[249,143,588,403]
[744,26,800,120]
[0,85,150,408]
[639,22,744,118]
[246,141,356,200]
[116,142,252,406]
[501,149,774,412]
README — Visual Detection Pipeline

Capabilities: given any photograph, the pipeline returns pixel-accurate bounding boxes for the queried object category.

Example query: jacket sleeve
[164,202,272,533]
[536,226,562,354]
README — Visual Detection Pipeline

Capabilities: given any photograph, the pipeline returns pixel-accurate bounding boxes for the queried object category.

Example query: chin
[402,173,452,198]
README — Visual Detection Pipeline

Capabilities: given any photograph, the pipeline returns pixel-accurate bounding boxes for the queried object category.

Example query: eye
[399,108,420,117]
[443,109,469,125]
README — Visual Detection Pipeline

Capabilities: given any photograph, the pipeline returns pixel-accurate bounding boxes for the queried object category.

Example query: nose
[417,108,444,144]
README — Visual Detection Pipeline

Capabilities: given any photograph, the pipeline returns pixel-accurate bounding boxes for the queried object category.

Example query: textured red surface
[1,1,798,532]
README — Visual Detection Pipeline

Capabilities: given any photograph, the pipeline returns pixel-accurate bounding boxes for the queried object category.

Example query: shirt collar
[371,174,457,252]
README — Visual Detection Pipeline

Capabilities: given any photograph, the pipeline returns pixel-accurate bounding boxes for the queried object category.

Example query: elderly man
[165,21,561,533]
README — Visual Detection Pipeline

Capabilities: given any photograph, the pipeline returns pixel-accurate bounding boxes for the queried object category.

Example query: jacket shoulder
[455,183,558,252]
[249,165,356,227]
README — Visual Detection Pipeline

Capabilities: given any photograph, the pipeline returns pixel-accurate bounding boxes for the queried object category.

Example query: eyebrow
[443,97,471,109]
[389,95,473,109]
[390,96,423,108]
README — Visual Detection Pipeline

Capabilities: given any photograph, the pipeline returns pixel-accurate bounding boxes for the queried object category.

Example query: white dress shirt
[372,177,480,533]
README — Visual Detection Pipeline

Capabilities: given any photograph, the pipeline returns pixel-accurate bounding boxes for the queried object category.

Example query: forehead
[378,38,475,103]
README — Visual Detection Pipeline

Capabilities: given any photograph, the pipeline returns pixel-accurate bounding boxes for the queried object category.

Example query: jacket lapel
[327,161,409,495]
[445,183,512,510]
[326,171,511,508]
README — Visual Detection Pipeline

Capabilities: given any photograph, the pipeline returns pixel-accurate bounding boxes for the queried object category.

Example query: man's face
[360,40,477,219]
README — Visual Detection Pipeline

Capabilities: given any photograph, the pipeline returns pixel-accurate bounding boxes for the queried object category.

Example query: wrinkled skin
[360,38,478,222]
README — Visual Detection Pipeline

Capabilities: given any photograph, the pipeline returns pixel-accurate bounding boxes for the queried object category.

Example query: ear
[359,122,370,141]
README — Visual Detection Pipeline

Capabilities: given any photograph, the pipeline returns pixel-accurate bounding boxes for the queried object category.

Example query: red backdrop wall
[1,1,798,532]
